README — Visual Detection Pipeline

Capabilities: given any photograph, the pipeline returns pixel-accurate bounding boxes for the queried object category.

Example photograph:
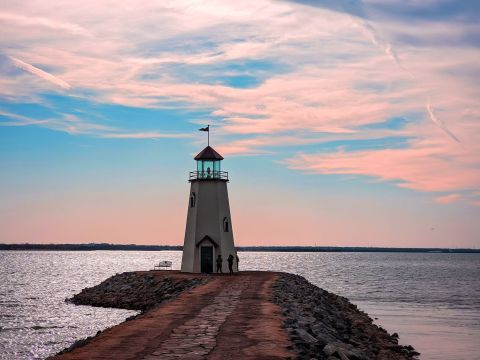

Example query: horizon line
[1,243,479,253]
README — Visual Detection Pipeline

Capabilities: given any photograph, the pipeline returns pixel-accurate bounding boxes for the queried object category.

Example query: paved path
[145,278,249,359]
[52,272,294,360]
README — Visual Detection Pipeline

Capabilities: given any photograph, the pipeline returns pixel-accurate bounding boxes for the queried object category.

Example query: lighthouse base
[181,180,237,274]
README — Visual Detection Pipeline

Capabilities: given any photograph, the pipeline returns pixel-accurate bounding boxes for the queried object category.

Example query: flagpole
[208,125,210,146]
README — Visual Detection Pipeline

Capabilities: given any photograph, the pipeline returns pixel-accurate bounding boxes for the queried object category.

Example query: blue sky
[0,0,479,247]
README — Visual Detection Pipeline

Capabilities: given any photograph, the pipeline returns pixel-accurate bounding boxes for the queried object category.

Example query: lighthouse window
[223,217,229,232]
[214,160,220,172]
[190,192,196,208]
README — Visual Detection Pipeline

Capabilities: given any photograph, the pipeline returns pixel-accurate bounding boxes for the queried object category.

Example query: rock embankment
[68,272,205,311]
[62,271,420,360]
[273,273,419,360]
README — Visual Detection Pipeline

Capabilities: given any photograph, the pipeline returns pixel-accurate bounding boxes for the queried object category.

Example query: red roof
[194,146,224,160]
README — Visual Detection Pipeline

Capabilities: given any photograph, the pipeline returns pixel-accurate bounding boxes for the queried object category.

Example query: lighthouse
[181,130,237,273]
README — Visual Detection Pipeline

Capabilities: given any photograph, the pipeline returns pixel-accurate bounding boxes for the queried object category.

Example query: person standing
[227,254,235,275]
[216,254,223,273]
[235,253,240,272]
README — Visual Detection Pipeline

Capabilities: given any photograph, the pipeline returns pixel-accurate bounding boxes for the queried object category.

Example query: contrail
[426,102,460,143]
[353,18,408,73]
[9,56,71,89]
[353,17,459,143]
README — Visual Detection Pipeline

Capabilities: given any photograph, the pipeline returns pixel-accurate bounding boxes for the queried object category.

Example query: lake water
[0,251,479,360]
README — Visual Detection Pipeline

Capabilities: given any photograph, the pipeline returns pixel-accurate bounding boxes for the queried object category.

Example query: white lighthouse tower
[181,133,237,273]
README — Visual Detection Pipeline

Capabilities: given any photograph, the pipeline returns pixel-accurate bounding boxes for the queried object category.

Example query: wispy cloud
[0,110,50,126]
[0,12,91,36]
[352,18,405,70]
[425,101,460,143]
[9,56,71,90]
[435,194,461,204]
[100,131,193,139]
[285,136,480,195]
[0,111,112,135]
[0,0,478,204]
[0,110,193,140]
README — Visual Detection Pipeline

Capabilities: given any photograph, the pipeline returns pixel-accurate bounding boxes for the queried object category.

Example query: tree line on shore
[0,243,478,253]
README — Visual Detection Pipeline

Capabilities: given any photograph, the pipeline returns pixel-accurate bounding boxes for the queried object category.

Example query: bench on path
[154,261,173,270]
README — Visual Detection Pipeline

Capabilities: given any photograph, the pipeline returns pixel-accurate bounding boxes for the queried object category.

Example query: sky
[0,0,479,248]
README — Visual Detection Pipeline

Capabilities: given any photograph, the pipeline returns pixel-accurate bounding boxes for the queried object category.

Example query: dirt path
[52,272,294,360]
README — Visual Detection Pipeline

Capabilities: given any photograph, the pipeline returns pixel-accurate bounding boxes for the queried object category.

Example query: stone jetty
[273,273,419,359]
[68,272,205,311]
[51,271,419,360]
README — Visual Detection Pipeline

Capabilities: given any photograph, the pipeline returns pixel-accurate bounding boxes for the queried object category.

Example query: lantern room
[189,146,228,181]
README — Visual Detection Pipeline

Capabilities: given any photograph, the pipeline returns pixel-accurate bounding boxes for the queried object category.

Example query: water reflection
[1,251,478,360]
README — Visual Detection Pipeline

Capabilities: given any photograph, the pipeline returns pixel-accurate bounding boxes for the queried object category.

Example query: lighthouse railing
[189,171,229,181]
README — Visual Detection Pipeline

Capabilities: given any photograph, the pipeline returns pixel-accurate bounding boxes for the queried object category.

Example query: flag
[199,125,209,132]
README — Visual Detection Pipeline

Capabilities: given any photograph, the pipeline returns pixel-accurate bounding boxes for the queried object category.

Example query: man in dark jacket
[227,254,235,274]
[216,254,223,273]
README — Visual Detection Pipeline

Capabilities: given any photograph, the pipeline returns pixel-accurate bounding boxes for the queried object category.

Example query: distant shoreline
[1,243,478,253]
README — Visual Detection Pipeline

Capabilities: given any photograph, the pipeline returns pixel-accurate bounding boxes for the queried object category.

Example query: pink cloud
[216,135,322,156]
[285,137,480,194]
[0,11,91,36]
[1,0,479,205]
[434,194,461,204]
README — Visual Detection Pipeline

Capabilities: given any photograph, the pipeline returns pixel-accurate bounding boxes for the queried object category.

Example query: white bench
[154,261,172,270]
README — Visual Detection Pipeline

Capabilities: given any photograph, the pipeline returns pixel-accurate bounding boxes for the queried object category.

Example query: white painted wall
[181,180,237,273]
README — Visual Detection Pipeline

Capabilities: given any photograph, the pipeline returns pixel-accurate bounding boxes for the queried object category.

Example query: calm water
[0,251,479,360]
